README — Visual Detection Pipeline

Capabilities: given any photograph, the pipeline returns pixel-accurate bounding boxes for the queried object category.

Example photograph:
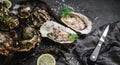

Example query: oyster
[40,21,78,44]
[0,0,12,8]
[18,5,31,18]
[61,12,92,34]
[31,7,50,27]
[0,31,18,56]
[17,4,50,27]
[18,26,41,51]
[0,2,19,31]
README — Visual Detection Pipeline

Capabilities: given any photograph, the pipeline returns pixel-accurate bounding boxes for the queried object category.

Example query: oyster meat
[61,12,92,34]
[40,21,78,44]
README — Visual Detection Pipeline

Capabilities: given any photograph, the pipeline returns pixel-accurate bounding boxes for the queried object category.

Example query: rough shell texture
[18,27,41,51]
[61,12,92,34]
[0,31,18,56]
[0,4,19,31]
[18,6,31,18]
[17,4,50,28]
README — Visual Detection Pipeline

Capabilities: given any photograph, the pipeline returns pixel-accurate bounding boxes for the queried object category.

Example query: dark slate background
[43,0,120,30]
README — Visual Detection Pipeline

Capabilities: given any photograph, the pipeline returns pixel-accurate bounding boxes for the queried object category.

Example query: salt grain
[62,0,65,2]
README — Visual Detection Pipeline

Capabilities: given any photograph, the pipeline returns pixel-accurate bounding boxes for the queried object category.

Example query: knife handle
[90,41,103,62]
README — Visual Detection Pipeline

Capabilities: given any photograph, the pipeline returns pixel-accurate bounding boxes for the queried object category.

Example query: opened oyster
[18,26,41,51]
[40,21,78,44]
[0,2,19,31]
[0,31,18,56]
[61,12,92,34]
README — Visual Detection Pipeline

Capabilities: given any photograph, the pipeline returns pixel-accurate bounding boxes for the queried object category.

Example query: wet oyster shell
[17,6,31,19]
[0,16,19,31]
[14,0,51,28]
[0,3,19,31]
[18,27,41,51]
[61,12,92,34]
[40,21,78,44]
[32,7,51,27]
[0,31,18,56]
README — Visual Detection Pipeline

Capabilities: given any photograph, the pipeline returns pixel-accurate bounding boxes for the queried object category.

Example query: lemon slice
[37,54,56,65]
[0,0,12,8]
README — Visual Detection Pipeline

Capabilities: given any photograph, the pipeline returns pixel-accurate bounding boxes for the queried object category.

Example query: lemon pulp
[37,54,56,65]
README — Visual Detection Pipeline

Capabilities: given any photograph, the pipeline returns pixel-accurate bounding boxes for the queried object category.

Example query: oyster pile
[0,1,43,56]
[11,2,51,28]
[0,0,92,56]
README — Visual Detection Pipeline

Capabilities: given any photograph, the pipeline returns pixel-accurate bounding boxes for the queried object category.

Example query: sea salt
[62,0,65,2]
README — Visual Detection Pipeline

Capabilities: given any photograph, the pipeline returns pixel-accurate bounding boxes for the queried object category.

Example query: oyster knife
[90,25,110,62]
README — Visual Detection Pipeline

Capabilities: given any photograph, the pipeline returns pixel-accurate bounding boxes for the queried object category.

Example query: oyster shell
[0,31,18,56]
[18,5,31,18]
[31,7,50,27]
[61,12,92,34]
[17,4,50,27]
[0,0,12,8]
[40,21,78,44]
[18,26,41,51]
[0,2,19,31]
[0,14,19,31]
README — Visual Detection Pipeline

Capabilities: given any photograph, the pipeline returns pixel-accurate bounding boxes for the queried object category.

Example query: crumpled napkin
[73,21,120,65]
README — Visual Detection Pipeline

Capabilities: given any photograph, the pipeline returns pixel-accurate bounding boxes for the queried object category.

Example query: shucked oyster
[18,26,41,51]
[61,12,92,34]
[40,21,78,44]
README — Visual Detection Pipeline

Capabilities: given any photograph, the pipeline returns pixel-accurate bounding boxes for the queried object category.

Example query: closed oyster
[0,2,19,31]
[18,5,31,18]
[18,26,41,51]
[31,7,50,27]
[0,0,12,8]
[0,31,18,56]
[61,12,92,34]
[17,4,50,27]
[40,21,78,44]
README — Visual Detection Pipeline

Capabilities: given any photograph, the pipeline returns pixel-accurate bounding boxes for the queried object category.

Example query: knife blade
[90,25,110,62]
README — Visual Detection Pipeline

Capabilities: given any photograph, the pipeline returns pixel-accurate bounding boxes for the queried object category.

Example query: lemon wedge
[37,54,56,65]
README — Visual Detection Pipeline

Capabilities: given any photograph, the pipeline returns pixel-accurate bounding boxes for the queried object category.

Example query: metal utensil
[90,25,110,62]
